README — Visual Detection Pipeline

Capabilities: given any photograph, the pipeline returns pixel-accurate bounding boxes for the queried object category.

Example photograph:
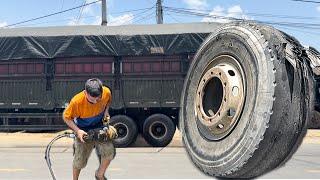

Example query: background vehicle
[0,23,220,147]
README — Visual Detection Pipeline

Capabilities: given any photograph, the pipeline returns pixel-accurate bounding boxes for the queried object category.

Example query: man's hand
[106,125,118,140]
[76,129,88,143]
[103,115,110,127]
[103,115,110,123]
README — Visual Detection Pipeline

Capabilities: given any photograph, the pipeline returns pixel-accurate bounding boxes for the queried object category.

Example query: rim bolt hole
[228,70,235,76]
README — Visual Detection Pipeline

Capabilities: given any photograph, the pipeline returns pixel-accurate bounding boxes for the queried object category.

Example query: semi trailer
[0,23,218,147]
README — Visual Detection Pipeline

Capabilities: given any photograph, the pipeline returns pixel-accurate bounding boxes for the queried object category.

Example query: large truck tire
[143,114,176,147]
[109,115,138,147]
[179,22,314,178]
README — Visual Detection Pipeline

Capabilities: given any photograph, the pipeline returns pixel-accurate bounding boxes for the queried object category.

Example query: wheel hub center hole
[202,77,223,117]
[151,123,166,137]
[115,124,127,138]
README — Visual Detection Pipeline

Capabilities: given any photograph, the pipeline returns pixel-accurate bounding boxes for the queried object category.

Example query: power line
[164,6,320,30]
[12,6,156,27]
[76,0,86,25]
[291,0,320,3]
[107,6,155,25]
[14,15,97,28]
[164,6,320,21]
[60,0,65,11]
[165,12,182,23]
[133,11,155,24]
[3,0,101,28]
[110,7,156,15]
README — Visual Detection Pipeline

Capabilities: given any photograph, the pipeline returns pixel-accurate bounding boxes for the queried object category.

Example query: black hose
[45,132,75,180]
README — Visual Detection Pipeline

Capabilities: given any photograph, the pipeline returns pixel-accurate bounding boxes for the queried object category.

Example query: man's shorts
[73,138,116,169]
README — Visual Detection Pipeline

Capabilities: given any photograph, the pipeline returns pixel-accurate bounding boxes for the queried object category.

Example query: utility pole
[101,0,107,26]
[156,0,163,24]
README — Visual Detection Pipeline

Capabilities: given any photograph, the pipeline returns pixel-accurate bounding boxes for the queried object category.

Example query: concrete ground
[0,130,319,179]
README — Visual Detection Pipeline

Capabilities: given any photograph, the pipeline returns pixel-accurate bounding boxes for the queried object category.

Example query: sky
[0,0,319,50]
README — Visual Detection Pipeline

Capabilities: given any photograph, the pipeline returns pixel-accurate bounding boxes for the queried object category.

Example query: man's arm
[63,118,87,143]
[63,118,80,132]
[103,89,112,124]
[103,106,110,122]
[63,101,87,142]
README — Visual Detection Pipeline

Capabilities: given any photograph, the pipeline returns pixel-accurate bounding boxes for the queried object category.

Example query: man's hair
[85,78,103,97]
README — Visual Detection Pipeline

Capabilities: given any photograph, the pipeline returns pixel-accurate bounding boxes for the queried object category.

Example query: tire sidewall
[110,115,138,147]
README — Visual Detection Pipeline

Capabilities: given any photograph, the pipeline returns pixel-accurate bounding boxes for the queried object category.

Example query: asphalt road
[0,143,319,179]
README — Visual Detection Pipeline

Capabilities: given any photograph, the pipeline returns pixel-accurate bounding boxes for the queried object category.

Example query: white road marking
[0,168,27,172]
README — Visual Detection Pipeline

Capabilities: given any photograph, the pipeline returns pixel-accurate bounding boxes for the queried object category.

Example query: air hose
[45,132,75,180]
[45,127,116,179]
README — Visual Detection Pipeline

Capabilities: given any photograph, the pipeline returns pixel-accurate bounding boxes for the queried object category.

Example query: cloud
[67,16,99,25]
[67,0,101,25]
[68,13,134,26]
[68,0,119,26]
[92,16,102,25]
[108,13,134,26]
[317,6,320,12]
[67,0,133,26]
[183,0,208,10]
[82,6,94,15]
[82,0,103,15]
[79,0,99,17]
[68,18,79,26]
[0,21,7,28]
[202,5,251,23]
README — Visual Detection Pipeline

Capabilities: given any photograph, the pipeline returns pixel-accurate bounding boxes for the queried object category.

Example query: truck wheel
[109,115,138,147]
[179,22,313,178]
[143,114,176,147]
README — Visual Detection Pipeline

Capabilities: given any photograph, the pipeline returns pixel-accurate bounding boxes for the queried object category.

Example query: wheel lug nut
[217,124,224,129]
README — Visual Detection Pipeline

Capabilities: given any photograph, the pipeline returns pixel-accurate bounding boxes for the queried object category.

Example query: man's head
[84,78,103,104]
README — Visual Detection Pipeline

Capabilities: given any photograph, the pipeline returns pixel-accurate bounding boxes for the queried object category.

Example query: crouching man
[63,78,116,180]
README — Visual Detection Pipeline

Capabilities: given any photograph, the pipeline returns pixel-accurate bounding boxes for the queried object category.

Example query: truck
[0,21,319,178]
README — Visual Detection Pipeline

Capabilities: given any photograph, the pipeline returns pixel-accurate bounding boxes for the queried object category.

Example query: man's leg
[73,138,94,180]
[95,141,116,179]
[73,168,81,180]
[96,159,111,179]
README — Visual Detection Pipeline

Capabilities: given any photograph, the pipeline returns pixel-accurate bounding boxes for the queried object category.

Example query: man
[63,78,115,180]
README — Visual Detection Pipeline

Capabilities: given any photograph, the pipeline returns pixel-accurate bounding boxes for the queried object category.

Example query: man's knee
[97,142,116,160]
[73,155,90,169]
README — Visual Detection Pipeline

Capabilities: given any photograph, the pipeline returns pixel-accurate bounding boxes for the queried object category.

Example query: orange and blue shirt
[63,86,111,131]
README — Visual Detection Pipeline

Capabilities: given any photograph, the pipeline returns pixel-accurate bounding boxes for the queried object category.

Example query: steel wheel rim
[148,121,167,140]
[195,55,246,141]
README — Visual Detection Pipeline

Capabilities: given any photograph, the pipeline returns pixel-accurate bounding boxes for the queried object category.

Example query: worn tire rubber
[179,22,314,178]
[109,115,138,148]
[309,111,320,129]
[143,114,176,147]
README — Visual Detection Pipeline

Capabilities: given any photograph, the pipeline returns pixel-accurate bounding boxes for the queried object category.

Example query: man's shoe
[95,170,107,180]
